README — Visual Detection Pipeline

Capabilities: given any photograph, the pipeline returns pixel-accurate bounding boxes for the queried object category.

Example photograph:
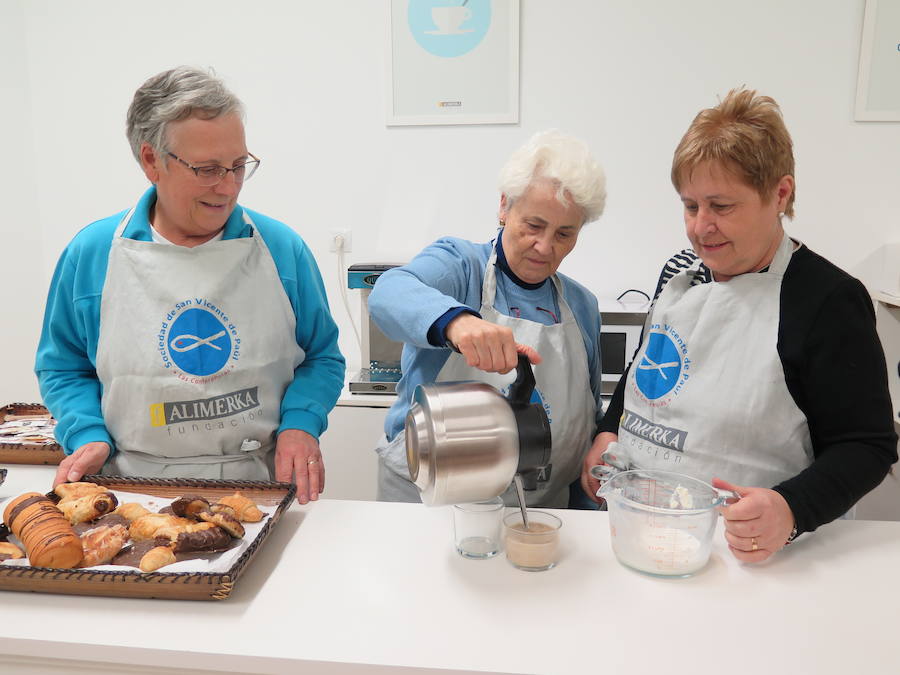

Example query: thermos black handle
[508,353,536,408]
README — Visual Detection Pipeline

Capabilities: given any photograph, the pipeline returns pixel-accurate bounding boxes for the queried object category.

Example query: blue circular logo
[168,308,231,376]
[635,332,683,400]
[408,0,491,58]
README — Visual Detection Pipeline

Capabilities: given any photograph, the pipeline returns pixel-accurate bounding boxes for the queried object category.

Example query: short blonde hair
[498,130,607,224]
[671,88,795,218]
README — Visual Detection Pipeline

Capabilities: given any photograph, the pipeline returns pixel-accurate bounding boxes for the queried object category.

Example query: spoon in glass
[513,473,529,531]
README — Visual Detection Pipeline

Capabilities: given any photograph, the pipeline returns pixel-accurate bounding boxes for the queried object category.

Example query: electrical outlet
[329,229,352,253]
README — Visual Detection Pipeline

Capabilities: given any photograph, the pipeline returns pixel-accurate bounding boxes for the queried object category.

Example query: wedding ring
[307,458,319,465]
[751,537,759,551]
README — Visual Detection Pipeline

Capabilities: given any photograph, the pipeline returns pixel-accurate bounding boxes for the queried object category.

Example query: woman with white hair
[36,66,344,503]
[369,130,608,507]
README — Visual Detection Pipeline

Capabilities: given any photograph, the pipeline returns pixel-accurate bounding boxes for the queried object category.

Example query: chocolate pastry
[217,492,265,522]
[3,492,83,568]
[80,523,129,567]
[58,491,118,525]
[169,523,231,553]
[209,503,236,518]
[54,481,106,502]
[0,541,25,561]
[170,495,210,519]
[197,509,245,538]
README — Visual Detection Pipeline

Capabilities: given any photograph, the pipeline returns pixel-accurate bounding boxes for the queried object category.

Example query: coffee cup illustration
[430,6,473,34]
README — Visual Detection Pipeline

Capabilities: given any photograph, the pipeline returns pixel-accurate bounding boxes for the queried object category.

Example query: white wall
[2,0,899,404]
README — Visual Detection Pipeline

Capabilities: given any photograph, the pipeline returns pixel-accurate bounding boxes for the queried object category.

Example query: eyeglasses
[166,151,261,186]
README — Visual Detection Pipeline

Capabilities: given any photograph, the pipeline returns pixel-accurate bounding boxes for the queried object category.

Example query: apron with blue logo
[95,205,304,479]
[377,246,596,507]
[616,233,813,487]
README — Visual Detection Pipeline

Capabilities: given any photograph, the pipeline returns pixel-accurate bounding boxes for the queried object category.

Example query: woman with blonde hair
[584,88,896,561]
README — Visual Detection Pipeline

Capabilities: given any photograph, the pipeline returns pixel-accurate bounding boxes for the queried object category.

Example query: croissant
[139,545,176,572]
[80,524,129,567]
[217,492,264,522]
[170,495,210,519]
[0,541,25,560]
[129,513,194,541]
[58,492,118,525]
[114,502,151,522]
[3,492,83,568]
[54,481,106,502]
[198,509,245,538]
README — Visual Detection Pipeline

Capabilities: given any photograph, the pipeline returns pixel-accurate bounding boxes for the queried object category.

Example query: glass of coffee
[503,510,562,571]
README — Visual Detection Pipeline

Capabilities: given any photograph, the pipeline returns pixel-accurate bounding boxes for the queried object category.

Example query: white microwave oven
[599,299,650,395]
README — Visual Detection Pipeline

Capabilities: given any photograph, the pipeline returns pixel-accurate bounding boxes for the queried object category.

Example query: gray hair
[498,130,607,224]
[125,66,244,164]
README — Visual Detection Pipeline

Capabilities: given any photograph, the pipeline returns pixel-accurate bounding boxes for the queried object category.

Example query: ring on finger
[751,537,759,551]
[307,458,319,466]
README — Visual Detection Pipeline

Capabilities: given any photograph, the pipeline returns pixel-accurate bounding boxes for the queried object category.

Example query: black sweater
[599,245,898,535]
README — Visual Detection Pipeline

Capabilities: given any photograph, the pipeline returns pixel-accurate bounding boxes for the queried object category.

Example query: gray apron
[95,205,304,479]
[377,247,596,507]
[616,233,813,487]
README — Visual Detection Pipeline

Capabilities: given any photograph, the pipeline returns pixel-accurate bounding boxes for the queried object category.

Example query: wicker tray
[0,403,65,465]
[0,475,296,600]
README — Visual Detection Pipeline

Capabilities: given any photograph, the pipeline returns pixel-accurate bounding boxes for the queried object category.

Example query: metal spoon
[513,473,529,531]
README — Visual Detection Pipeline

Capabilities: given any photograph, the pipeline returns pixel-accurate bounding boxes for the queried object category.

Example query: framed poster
[386,0,520,126]
[855,0,900,121]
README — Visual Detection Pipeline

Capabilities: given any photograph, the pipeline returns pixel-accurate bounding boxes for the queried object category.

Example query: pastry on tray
[217,492,265,522]
[58,491,119,525]
[2,483,267,573]
[80,523,130,567]
[0,541,25,561]
[3,492,83,568]
[54,481,107,501]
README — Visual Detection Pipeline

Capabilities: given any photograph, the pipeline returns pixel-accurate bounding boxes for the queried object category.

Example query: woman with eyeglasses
[36,66,344,503]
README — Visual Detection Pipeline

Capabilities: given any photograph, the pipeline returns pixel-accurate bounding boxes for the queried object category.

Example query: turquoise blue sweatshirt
[368,236,604,442]
[35,187,345,455]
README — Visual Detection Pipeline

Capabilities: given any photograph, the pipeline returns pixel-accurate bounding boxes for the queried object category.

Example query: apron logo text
[621,409,687,452]
[149,386,260,427]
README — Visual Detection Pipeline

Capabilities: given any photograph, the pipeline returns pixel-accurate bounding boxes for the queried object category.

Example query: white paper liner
[0,418,58,446]
[1,488,275,574]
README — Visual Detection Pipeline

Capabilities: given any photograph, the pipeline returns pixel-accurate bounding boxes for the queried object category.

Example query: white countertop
[1,464,898,675]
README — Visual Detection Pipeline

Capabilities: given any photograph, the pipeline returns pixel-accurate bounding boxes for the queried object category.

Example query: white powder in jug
[669,485,694,509]
[613,526,706,576]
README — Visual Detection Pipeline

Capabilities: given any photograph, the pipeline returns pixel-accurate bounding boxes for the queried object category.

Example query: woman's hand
[275,429,324,505]
[53,442,111,487]
[445,314,541,373]
[580,431,619,503]
[713,478,796,563]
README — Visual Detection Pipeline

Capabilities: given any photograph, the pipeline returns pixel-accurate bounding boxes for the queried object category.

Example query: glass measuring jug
[597,469,737,577]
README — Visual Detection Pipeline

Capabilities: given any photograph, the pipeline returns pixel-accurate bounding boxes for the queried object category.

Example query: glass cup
[452,498,504,559]
[503,510,562,571]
